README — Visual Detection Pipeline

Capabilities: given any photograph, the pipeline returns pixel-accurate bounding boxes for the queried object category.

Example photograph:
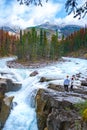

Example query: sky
[0,0,87,29]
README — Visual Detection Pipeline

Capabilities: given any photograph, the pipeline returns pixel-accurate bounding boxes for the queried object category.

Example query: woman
[70,77,74,91]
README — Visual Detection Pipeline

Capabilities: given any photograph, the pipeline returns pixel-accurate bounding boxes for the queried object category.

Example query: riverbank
[6,48,87,69]
[7,59,62,69]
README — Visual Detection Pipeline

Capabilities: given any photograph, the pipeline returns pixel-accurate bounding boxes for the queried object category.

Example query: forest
[0,27,87,62]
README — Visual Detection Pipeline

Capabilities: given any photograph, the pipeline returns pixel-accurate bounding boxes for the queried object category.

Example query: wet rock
[76,72,81,78]
[30,71,39,77]
[36,89,52,130]
[0,78,22,92]
[40,77,49,82]
[48,83,64,92]
[0,95,14,129]
[11,102,17,109]
[39,77,55,82]
[0,77,21,129]
[81,80,87,86]
[35,88,87,130]
[6,79,21,91]
[0,80,7,94]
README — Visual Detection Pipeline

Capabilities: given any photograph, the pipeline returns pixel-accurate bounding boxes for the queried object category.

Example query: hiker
[64,75,70,92]
[70,75,75,91]
[70,77,74,91]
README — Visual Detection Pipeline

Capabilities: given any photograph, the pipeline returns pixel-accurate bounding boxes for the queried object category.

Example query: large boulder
[35,88,87,130]
[0,94,14,129]
[0,79,7,94]
[30,71,38,77]
[0,78,21,92]
[48,83,64,92]
[6,78,21,91]
[81,80,87,86]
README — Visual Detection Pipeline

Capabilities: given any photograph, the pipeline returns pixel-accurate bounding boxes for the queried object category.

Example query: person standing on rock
[64,75,70,92]
[70,75,75,91]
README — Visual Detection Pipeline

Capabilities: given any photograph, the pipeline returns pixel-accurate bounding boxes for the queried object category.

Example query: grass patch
[74,100,87,121]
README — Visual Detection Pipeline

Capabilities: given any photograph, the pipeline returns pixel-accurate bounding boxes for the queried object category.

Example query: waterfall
[0,57,39,130]
[3,74,40,130]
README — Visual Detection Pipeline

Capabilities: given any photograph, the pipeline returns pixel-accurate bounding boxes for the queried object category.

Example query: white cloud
[0,0,87,28]
[0,0,63,28]
[54,6,87,27]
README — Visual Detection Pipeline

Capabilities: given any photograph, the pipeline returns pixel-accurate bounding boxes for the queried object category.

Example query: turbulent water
[0,57,39,130]
[0,57,87,130]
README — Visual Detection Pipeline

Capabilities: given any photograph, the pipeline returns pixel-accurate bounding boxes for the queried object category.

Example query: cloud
[0,0,62,28]
[0,0,87,28]
[55,13,87,27]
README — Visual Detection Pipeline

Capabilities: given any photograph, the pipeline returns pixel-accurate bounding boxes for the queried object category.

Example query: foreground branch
[65,0,87,19]
[17,0,48,6]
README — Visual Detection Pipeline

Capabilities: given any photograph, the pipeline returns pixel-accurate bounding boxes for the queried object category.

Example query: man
[64,75,70,92]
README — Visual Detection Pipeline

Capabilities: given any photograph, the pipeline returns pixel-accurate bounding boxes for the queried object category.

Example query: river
[0,57,87,130]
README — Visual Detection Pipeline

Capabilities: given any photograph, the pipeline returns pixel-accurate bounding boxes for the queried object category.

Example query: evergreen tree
[50,34,58,60]
[17,29,24,59]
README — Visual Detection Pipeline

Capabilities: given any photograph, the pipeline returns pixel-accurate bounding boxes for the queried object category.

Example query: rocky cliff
[35,73,87,130]
[0,93,14,129]
[0,77,22,130]
[36,88,87,130]
[0,86,14,130]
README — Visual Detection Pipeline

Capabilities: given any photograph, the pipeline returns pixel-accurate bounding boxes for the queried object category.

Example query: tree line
[0,28,18,56]
[16,27,63,61]
[0,27,87,61]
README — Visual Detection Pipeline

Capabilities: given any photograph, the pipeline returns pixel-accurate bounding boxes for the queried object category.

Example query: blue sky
[0,0,87,29]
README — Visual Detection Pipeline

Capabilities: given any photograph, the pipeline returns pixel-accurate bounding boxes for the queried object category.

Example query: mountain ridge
[0,22,83,37]
[0,26,20,34]
[36,22,82,37]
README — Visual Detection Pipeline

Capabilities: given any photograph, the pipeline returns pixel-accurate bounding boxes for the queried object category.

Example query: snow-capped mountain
[0,26,20,34]
[37,22,82,37]
[0,22,82,38]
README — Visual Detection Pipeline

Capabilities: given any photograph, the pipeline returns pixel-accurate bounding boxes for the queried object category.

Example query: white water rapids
[0,57,87,130]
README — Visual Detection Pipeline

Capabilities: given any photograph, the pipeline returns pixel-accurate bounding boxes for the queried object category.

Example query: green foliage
[0,29,18,57]
[74,100,87,121]
[50,34,58,60]
[62,28,87,56]
[65,107,71,111]
[0,26,87,62]
[83,109,87,121]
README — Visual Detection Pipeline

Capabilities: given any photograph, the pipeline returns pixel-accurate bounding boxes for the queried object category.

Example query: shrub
[74,100,87,121]
[82,109,87,121]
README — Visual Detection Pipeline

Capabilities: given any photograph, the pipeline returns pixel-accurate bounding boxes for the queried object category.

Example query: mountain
[26,22,82,39]
[37,22,60,30]
[36,22,82,37]
[0,22,82,38]
[0,26,20,34]
[60,24,82,37]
